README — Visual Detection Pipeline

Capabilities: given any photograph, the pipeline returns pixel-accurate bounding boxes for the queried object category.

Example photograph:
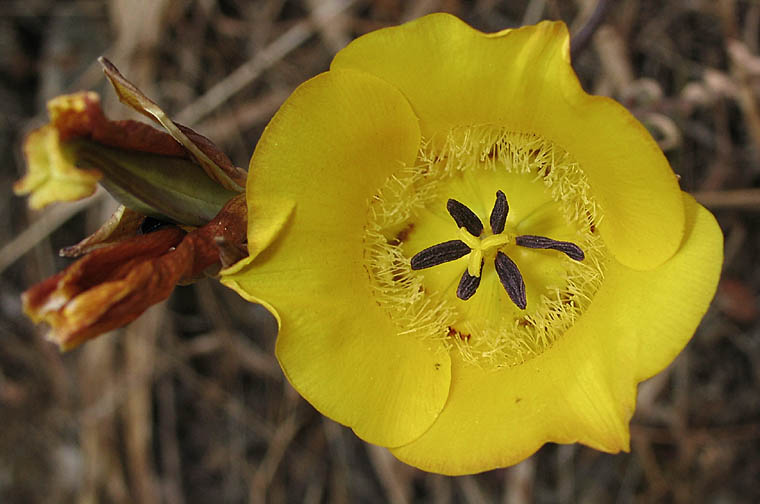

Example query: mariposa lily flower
[16,59,247,349]
[221,14,723,474]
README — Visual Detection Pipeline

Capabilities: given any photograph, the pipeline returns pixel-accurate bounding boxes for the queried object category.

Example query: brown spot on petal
[446,326,471,342]
[395,223,414,243]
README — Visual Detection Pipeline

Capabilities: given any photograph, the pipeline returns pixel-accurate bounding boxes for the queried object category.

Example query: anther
[456,260,483,300]
[489,190,508,235]
[447,199,483,237]
[515,235,585,261]
[410,240,471,270]
[495,251,527,309]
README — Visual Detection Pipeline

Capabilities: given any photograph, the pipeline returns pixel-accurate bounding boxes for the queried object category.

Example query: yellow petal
[14,125,101,209]
[391,194,721,475]
[610,194,724,380]
[245,196,297,260]
[221,69,452,446]
[219,195,295,280]
[332,13,684,271]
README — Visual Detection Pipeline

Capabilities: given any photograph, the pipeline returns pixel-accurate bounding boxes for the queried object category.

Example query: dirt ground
[1,1,759,503]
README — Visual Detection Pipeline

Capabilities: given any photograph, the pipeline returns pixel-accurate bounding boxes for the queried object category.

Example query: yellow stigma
[456,227,510,277]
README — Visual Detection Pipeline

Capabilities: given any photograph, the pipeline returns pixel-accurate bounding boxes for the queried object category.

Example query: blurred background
[1,0,759,502]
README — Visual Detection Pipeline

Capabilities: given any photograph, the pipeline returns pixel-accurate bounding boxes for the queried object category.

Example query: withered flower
[15,58,247,349]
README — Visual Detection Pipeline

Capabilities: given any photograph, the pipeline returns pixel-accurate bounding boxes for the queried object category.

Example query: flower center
[363,127,606,369]
[409,191,585,308]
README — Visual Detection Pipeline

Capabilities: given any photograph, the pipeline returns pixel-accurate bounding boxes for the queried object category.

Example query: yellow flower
[221,14,723,474]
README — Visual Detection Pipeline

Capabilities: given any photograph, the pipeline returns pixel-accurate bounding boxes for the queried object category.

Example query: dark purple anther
[515,235,585,261]
[447,198,483,237]
[489,190,509,235]
[456,261,483,300]
[410,240,471,270]
[495,251,527,310]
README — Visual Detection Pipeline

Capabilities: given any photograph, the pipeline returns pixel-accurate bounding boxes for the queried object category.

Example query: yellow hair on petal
[363,126,607,369]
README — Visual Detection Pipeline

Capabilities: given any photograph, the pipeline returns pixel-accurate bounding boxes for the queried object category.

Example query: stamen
[410,240,471,270]
[495,251,527,309]
[447,199,483,237]
[489,190,509,235]
[515,235,585,261]
[457,260,483,300]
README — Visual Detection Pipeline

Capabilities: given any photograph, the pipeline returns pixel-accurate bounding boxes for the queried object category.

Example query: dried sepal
[45,91,188,156]
[99,57,246,192]
[60,205,145,258]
